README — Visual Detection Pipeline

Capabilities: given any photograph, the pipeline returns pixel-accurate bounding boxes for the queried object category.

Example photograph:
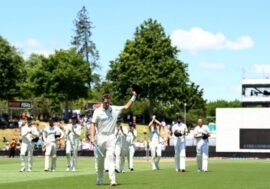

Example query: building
[241,78,270,107]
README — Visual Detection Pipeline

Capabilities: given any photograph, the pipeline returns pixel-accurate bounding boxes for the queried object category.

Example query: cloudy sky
[1,0,270,101]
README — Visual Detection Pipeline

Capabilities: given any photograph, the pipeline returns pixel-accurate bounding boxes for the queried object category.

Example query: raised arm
[154,119,162,126]
[148,119,155,127]
[123,91,137,110]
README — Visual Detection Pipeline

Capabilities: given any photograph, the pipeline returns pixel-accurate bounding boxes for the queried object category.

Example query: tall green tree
[71,6,99,70]
[27,48,92,117]
[0,36,24,100]
[107,19,205,116]
[206,100,241,118]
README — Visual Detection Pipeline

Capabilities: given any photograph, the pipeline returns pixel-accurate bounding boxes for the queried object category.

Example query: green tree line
[0,6,240,123]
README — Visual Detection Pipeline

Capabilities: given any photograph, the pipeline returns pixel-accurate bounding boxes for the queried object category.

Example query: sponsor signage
[8,101,32,109]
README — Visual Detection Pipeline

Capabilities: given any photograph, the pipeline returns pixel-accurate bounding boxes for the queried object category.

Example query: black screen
[240,129,270,149]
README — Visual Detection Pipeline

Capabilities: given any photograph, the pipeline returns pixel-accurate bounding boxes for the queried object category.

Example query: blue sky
[1,0,270,101]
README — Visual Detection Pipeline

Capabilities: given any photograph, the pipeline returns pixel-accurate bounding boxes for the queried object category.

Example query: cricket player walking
[90,91,136,186]
[171,115,187,172]
[115,120,128,173]
[194,118,210,172]
[126,122,137,172]
[20,116,39,172]
[148,115,164,170]
[43,118,64,172]
[65,115,82,172]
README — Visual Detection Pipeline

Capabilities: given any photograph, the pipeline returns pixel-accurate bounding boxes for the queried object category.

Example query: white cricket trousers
[128,144,135,170]
[96,134,116,184]
[150,142,161,170]
[44,142,57,171]
[196,139,209,171]
[174,138,186,171]
[20,142,34,170]
[115,144,127,172]
[66,139,80,170]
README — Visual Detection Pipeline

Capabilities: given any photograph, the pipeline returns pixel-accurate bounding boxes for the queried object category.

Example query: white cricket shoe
[20,168,25,172]
[110,181,117,186]
[27,168,32,172]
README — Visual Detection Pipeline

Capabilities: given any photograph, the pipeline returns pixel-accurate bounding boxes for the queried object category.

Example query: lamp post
[184,103,187,124]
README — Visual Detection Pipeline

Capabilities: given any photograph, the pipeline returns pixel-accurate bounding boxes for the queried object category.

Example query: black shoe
[130,168,134,171]
[44,169,49,172]
[115,169,120,173]
[105,170,109,172]
[181,169,185,172]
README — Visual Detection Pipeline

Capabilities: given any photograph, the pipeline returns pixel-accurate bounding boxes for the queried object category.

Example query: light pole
[184,103,187,124]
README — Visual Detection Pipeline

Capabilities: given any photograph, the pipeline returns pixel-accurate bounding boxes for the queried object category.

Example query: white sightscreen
[216,108,270,152]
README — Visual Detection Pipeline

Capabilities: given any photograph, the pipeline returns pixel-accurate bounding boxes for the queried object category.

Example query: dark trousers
[9,148,16,157]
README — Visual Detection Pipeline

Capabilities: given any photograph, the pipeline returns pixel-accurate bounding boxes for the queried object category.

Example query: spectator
[9,137,17,158]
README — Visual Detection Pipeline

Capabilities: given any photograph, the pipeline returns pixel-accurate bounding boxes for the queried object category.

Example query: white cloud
[13,38,62,58]
[199,62,225,70]
[170,27,254,52]
[25,38,42,48]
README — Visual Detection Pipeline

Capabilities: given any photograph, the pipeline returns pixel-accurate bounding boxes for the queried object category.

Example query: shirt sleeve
[171,125,176,133]
[91,109,99,124]
[57,127,64,138]
[134,130,137,137]
[42,128,47,143]
[32,127,39,137]
[184,124,188,133]
[112,106,125,116]
[21,127,28,137]
[193,126,198,135]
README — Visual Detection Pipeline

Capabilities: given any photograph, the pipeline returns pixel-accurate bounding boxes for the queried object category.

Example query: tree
[71,6,99,70]
[184,82,206,112]
[0,36,24,100]
[206,100,241,118]
[27,48,92,118]
[107,19,205,116]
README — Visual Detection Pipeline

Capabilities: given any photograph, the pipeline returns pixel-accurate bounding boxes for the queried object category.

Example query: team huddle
[19,90,211,186]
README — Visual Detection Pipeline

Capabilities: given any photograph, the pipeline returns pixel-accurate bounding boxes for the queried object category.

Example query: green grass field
[1,157,270,189]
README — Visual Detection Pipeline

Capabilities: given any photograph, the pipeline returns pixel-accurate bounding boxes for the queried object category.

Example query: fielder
[171,115,187,172]
[43,118,64,172]
[65,115,82,172]
[90,92,136,186]
[126,122,137,171]
[148,115,164,170]
[194,118,210,172]
[115,120,128,173]
[20,116,39,172]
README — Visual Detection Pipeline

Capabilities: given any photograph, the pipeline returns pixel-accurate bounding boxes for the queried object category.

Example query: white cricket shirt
[194,125,209,143]
[92,105,124,135]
